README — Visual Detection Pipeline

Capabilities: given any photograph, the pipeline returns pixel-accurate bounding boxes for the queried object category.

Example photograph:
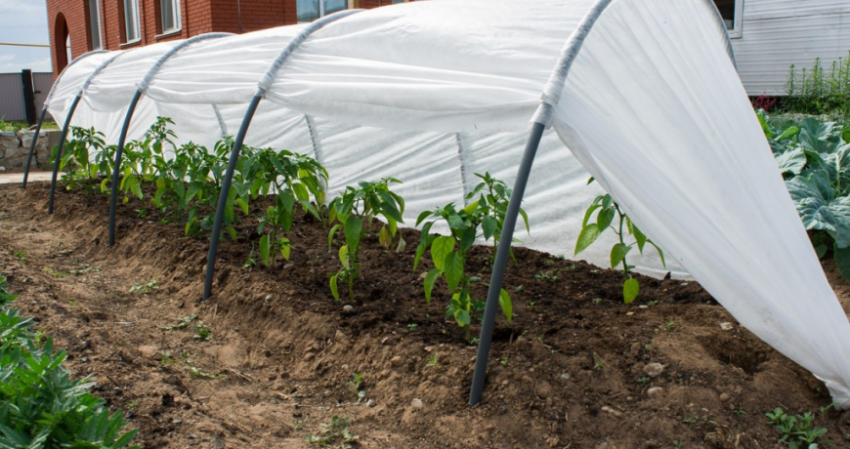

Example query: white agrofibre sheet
[46,0,850,407]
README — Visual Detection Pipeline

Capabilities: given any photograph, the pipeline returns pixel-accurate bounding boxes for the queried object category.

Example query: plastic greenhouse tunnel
[24,0,850,408]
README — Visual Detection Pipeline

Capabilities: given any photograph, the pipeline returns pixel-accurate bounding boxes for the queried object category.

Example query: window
[88,0,102,50]
[297,0,348,23]
[160,0,181,34]
[713,0,743,38]
[123,0,141,42]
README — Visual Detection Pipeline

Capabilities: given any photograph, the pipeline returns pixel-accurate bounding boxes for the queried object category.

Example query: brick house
[46,0,409,78]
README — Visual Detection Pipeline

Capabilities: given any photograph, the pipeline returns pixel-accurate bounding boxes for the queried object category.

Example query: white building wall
[731,0,850,96]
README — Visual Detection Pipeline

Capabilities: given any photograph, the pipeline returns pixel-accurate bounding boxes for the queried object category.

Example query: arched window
[54,13,70,73]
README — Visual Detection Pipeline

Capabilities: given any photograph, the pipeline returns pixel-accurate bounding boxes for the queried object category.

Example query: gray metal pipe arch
[47,52,125,214]
[106,32,234,247]
[468,0,737,404]
[21,50,108,189]
[203,9,363,300]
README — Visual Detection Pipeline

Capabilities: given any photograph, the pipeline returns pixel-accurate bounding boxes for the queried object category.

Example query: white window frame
[159,0,182,35]
[123,0,141,44]
[722,0,744,39]
[298,0,348,23]
[88,0,103,50]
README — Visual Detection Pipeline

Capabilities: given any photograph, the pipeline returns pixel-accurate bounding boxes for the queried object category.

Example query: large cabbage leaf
[787,174,850,248]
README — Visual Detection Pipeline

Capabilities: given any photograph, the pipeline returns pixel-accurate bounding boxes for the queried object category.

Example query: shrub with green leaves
[760,112,850,281]
[0,276,139,449]
[328,178,405,302]
[244,148,328,267]
[785,52,850,120]
[414,173,521,341]
[575,178,665,304]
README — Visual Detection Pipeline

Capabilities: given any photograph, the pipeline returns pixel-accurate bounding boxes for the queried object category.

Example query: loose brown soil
[1,183,849,449]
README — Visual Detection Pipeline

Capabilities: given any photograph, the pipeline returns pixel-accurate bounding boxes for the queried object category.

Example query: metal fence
[0,71,53,123]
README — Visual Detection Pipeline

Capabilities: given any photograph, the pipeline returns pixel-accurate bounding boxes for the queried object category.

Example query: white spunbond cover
[45,0,850,406]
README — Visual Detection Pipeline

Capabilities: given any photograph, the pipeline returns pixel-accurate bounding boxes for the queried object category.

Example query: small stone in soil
[600,406,623,417]
[643,362,665,378]
[719,322,734,331]
[647,387,664,398]
[719,392,731,402]
[411,398,423,408]
[343,305,354,313]
[172,419,183,424]
[390,356,403,367]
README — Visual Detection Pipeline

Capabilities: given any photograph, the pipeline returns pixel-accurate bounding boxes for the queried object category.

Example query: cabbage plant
[762,112,850,281]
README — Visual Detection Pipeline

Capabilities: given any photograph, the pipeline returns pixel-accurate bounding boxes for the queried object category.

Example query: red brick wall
[47,0,392,78]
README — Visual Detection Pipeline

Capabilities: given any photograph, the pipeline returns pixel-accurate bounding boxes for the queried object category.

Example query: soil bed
[0,183,847,449]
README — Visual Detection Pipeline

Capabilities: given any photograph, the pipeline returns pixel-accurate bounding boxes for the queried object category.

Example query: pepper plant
[58,126,110,192]
[328,178,405,302]
[244,147,328,267]
[575,178,665,304]
[119,117,176,203]
[464,172,530,259]
[414,172,522,341]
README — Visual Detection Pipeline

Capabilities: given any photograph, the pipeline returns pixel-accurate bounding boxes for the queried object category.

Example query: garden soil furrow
[1,183,848,449]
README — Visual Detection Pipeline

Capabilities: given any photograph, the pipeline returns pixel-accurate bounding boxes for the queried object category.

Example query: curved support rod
[203,9,363,300]
[108,90,143,246]
[468,122,545,405]
[21,50,108,189]
[468,0,736,406]
[203,94,262,299]
[47,94,83,214]
[106,33,233,247]
[21,107,47,188]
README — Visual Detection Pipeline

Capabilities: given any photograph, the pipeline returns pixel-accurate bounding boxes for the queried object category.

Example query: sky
[0,0,52,73]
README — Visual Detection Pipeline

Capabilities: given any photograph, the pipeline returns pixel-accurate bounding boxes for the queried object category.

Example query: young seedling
[427,353,439,366]
[765,407,830,448]
[69,263,100,276]
[328,178,405,302]
[43,267,68,278]
[575,178,666,304]
[346,373,366,402]
[13,250,27,265]
[129,278,159,295]
[160,315,197,331]
[160,350,178,365]
[193,321,212,341]
[307,416,358,447]
[732,404,747,416]
[243,243,257,269]
[534,270,558,282]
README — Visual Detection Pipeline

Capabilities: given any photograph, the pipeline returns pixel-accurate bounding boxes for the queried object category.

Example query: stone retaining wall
[0,129,62,171]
